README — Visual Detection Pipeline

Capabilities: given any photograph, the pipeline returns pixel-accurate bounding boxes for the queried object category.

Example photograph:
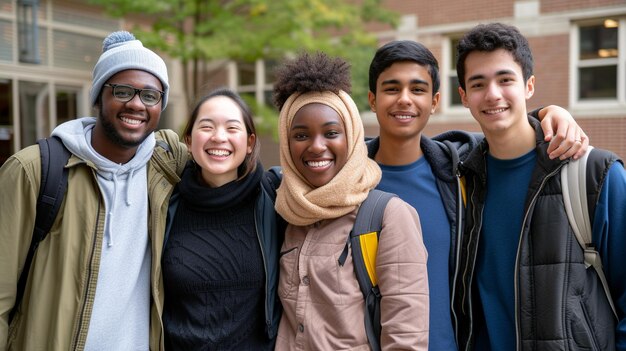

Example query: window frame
[234,58,276,107]
[441,35,472,119]
[569,17,626,116]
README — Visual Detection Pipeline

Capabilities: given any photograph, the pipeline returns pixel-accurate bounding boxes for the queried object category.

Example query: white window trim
[569,18,626,117]
[233,59,274,106]
[442,36,473,121]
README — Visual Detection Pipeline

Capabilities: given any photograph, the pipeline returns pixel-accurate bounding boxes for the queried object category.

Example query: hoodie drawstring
[125,168,135,206]
[105,173,119,247]
[104,169,139,247]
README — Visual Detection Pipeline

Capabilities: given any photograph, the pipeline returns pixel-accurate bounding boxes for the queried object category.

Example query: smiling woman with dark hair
[161,87,282,351]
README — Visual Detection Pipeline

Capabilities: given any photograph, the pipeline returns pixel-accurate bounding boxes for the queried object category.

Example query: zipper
[513,165,563,350]
[462,175,485,351]
[451,167,464,347]
[454,159,486,351]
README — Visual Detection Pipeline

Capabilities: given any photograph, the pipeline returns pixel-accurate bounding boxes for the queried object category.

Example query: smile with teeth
[207,149,231,156]
[484,107,508,114]
[306,160,332,168]
[394,115,414,120]
[120,116,143,125]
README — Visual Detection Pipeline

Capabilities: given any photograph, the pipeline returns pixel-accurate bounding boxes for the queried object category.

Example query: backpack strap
[260,166,286,242]
[351,189,396,289]
[561,146,618,319]
[10,136,71,322]
[261,166,282,203]
[338,189,396,351]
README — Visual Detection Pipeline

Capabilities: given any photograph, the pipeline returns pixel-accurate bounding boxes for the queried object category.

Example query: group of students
[1,22,624,351]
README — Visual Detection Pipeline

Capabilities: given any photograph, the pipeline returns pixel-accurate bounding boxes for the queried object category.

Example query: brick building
[260,0,626,166]
[362,0,626,162]
[1,0,625,166]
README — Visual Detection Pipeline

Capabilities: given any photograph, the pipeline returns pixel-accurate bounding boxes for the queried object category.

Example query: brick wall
[542,0,625,13]
[381,0,515,27]
[361,0,626,162]
[259,0,626,166]
[527,34,570,111]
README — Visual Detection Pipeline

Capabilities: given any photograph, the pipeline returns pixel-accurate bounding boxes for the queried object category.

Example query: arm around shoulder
[154,129,189,176]
[376,197,429,350]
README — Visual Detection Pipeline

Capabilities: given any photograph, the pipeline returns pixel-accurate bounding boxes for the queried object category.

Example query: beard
[98,109,152,148]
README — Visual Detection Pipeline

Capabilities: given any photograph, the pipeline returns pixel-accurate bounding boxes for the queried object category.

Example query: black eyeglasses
[103,83,164,106]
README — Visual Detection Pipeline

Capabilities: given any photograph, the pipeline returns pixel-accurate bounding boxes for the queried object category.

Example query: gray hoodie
[52,117,154,350]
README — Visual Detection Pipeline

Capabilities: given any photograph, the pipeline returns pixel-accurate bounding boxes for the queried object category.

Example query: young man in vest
[451,22,626,350]
[366,40,588,350]
[0,31,188,350]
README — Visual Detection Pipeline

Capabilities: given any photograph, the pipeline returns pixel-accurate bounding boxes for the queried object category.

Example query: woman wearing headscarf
[272,52,429,350]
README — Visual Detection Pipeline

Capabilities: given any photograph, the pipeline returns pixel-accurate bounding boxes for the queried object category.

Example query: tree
[88,0,397,137]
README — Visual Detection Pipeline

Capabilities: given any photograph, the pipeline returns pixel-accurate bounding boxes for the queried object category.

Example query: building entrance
[0,78,81,165]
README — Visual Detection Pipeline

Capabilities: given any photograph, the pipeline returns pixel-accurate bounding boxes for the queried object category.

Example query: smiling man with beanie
[0,31,188,350]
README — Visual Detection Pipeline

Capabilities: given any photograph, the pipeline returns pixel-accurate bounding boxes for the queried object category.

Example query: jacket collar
[366,132,478,183]
[461,116,566,177]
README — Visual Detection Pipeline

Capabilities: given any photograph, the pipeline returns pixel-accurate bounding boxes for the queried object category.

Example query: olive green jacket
[0,129,188,351]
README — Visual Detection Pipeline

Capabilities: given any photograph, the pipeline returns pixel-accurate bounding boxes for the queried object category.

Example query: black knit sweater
[162,163,271,350]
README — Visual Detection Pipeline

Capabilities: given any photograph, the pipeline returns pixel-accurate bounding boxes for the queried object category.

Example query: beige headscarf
[275,90,382,226]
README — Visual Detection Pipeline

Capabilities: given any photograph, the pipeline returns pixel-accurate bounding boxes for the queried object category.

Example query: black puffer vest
[451,118,619,351]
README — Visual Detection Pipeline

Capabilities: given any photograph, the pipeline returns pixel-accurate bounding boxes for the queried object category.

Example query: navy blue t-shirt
[377,157,457,351]
[475,150,536,350]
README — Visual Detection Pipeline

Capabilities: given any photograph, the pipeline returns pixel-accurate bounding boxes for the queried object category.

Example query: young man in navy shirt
[451,22,626,350]
[366,39,588,350]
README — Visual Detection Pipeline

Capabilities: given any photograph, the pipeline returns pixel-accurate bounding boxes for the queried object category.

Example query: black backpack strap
[261,166,282,203]
[260,166,286,243]
[347,189,396,351]
[581,148,620,319]
[10,136,70,322]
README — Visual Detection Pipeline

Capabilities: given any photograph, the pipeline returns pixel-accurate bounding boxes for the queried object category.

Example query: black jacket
[366,131,481,284]
[451,117,617,351]
[163,169,283,342]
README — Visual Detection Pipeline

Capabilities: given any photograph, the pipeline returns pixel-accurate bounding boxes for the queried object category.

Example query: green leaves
[88,0,397,134]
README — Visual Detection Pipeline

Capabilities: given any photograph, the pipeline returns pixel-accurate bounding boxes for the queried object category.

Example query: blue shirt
[377,157,457,351]
[475,150,536,350]
[594,163,626,350]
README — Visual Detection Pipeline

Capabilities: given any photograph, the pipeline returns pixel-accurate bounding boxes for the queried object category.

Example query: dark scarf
[177,160,264,212]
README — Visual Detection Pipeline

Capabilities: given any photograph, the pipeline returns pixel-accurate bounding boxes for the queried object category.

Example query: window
[235,59,277,107]
[52,3,119,31]
[572,18,625,110]
[53,30,101,70]
[448,37,463,107]
[55,85,80,125]
[441,36,466,116]
[17,0,40,63]
[0,19,13,62]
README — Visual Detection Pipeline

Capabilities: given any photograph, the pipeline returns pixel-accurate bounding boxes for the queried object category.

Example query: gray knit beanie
[90,31,169,110]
